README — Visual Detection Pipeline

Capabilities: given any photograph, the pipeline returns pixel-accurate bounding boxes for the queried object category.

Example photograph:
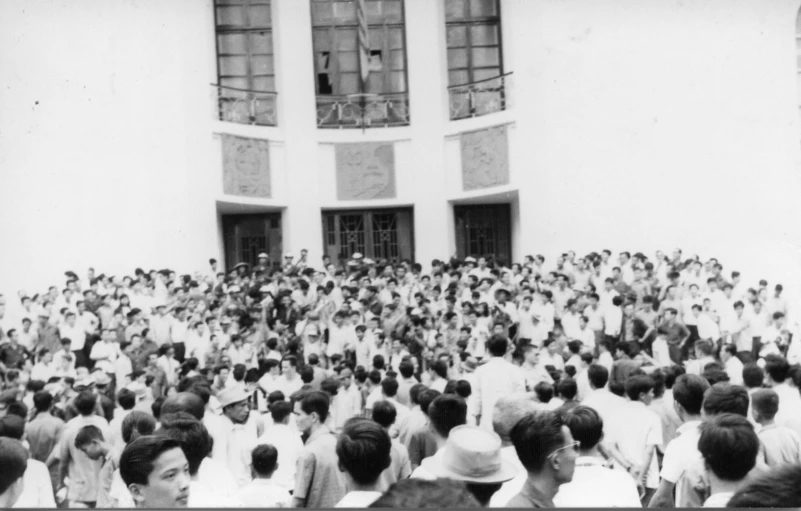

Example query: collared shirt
[256,423,304,492]
[725,356,744,386]
[582,389,627,446]
[757,423,801,467]
[56,414,110,502]
[554,456,641,507]
[89,341,121,374]
[335,491,382,508]
[59,323,87,350]
[617,401,662,488]
[506,478,555,508]
[237,479,291,508]
[294,425,346,508]
[660,420,702,506]
[376,438,412,492]
[14,457,56,508]
[490,445,527,507]
[474,357,526,430]
[220,413,262,487]
[704,492,734,508]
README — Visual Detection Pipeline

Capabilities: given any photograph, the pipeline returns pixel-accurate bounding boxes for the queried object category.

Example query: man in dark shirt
[657,308,690,364]
[0,330,31,372]
[619,302,648,356]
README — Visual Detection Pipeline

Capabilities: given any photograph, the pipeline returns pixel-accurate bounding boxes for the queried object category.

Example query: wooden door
[454,203,511,264]
[222,213,282,271]
[322,208,414,265]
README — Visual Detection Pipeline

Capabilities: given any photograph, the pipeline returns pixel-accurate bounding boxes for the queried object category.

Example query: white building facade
[1,0,801,299]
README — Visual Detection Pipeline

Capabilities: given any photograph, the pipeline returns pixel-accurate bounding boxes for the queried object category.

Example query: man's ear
[128,483,146,505]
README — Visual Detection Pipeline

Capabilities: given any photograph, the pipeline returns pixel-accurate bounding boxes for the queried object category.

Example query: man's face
[224,399,250,424]
[294,402,313,435]
[79,440,104,460]
[129,448,190,508]
[664,311,675,322]
[640,388,655,406]
[552,426,578,484]
[339,369,353,388]
[281,361,294,376]
[525,348,540,365]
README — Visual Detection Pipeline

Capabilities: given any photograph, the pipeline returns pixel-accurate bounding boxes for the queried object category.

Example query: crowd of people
[0,248,800,508]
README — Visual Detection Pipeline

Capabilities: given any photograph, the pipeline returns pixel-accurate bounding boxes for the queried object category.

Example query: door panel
[322,208,414,265]
[222,213,282,271]
[453,203,511,264]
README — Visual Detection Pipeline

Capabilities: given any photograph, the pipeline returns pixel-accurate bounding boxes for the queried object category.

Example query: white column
[272,0,324,265]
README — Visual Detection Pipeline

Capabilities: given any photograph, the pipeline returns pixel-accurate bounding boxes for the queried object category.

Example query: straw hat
[420,425,517,484]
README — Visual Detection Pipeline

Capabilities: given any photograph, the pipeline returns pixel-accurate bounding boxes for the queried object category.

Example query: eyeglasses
[547,441,580,460]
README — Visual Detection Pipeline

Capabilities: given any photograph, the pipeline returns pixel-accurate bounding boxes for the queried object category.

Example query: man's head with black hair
[698,413,759,484]
[428,394,467,439]
[703,383,749,418]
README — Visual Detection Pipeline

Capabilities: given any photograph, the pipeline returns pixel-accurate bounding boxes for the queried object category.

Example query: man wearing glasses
[507,411,578,508]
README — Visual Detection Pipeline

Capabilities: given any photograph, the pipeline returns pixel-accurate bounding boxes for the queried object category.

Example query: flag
[356,0,370,87]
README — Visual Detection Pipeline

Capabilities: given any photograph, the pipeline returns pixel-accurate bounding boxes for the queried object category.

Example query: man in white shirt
[761,312,789,358]
[89,328,122,376]
[0,415,56,508]
[275,356,303,398]
[149,304,173,347]
[721,344,744,386]
[254,401,303,493]
[581,364,627,456]
[554,406,641,507]
[473,335,526,431]
[647,374,709,508]
[618,375,662,505]
[764,355,801,437]
[59,312,88,368]
[217,387,265,488]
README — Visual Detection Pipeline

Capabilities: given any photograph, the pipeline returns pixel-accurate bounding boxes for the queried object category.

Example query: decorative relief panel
[222,135,271,198]
[335,143,396,200]
[460,124,510,191]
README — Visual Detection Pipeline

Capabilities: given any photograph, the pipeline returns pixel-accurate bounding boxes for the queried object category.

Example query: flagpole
[356,0,369,130]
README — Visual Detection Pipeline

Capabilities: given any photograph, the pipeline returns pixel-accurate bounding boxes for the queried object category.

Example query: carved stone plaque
[335,142,396,200]
[460,125,510,191]
[222,134,271,198]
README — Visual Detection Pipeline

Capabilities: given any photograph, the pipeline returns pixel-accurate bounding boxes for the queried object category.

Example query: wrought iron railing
[316,92,410,129]
[448,72,513,121]
[212,83,278,127]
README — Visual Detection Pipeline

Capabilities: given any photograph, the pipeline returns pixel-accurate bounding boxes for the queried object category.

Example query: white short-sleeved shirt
[554,456,642,508]
[617,401,662,489]
[660,420,702,505]
[13,458,55,508]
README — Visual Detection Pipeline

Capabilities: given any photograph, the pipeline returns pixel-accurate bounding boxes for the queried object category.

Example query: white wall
[0,0,219,296]
[511,0,801,303]
[2,0,799,311]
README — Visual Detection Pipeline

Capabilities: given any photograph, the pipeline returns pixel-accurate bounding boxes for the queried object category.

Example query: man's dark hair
[409,383,426,406]
[156,412,213,476]
[418,389,441,418]
[564,406,603,450]
[33,391,53,413]
[0,415,25,440]
[486,335,508,357]
[0,437,28,495]
[428,395,467,438]
[117,388,136,411]
[511,411,565,473]
[5,401,27,420]
[381,377,399,398]
[152,396,167,420]
[269,400,293,423]
[300,366,315,384]
[698,413,759,481]
[74,391,97,416]
[336,417,392,486]
[300,391,330,423]
[742,363,765,389]
[672,374,711,415]
[251,444,278,477]
[726,464,801,508]
[534,382,554,403]
[557,378,578,401]
[764,355,790,383]
[122,411,157,445]
[587,364,609,389]
[703,383,749,417]
[664,365,686,389]
[431,360,448,379]
[75,424,104,448]
[160,392,205,421]
[119,435,184,486]
[399,360,415,379]
[369,478,481,508]
[455,380,472,399]
[372,400,397,428]
[751,389,779,420]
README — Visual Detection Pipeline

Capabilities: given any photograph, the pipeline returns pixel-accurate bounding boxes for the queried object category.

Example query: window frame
[214,0,277,93]
[445,0,504,87]
[310,0,409,96]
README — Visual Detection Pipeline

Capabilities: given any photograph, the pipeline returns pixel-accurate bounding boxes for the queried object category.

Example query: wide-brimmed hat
[461,357,478,373]
[217,387,250,409]
[420,425,517,484]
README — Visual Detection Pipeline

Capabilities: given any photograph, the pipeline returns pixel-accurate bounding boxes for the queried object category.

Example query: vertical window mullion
[243,0,255,91]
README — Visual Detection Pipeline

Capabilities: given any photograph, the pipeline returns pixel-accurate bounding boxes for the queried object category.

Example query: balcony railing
[212,84,278,127]
[316,92,410,129]
[448,72,513,121]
